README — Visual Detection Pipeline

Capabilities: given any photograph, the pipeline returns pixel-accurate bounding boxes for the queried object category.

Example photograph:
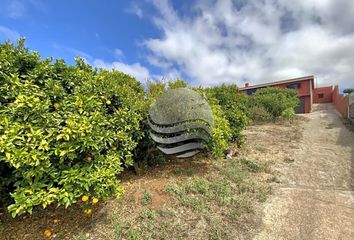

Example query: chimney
[245,83,250,87]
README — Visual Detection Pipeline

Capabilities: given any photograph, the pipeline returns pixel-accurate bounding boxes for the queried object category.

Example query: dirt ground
[252,103,354,240]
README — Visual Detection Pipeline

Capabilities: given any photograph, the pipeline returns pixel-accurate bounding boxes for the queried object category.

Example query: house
[239,75,351,118]
[239,75,315,113]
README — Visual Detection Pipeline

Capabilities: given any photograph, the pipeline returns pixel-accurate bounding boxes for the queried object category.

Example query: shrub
[249,87,299,120]
[248,106,272,122]
[205,84,249,146]
[281,108,295,122]
[0,40,145,217]
[194,88,232,158]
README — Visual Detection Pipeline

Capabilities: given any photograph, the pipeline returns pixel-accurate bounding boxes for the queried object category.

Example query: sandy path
[253,104,354,240]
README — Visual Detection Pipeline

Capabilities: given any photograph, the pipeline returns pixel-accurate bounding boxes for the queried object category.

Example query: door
[295,97,305,114]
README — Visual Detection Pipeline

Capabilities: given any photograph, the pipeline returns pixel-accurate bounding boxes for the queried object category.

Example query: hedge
[0,40,145,217]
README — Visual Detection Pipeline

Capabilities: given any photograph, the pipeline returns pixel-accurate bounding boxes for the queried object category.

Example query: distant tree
[343,88,354,95]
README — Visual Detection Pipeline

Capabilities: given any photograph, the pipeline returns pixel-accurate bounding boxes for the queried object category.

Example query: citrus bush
[0,40,145,217]
[248,87,299,120]
[206,84,249,146]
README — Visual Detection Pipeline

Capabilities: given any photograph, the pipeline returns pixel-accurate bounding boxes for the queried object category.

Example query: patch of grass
[111,217,140,240]
[343,118,354,133]
[140,208,156,219]
[73,233,87,240]
[141,191,153,206]
[186,168,195,176]
[240,158,267,172]
[165,158,271,221]
[174,167,183,175]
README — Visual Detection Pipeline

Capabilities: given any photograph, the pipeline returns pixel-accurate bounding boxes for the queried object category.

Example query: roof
[239,75,314,91]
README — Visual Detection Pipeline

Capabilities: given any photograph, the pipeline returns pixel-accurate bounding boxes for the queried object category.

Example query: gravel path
[253,103,354,240]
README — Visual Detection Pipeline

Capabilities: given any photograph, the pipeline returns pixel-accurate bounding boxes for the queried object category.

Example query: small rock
[284,157,295,163]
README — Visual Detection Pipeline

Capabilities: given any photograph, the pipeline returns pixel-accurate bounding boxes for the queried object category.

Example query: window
[318,93,324,99]
[246,88,257,95]
[287,83,301,89]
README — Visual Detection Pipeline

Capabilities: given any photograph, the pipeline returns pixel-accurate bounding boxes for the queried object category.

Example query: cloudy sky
[0,0,353,89]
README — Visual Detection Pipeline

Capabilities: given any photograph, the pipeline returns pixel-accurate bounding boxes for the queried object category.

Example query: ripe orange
[43,229,52,238]
[81,195,89,202]
[84,208,92,215]
[53,103,60,109]
[92,197,99,204]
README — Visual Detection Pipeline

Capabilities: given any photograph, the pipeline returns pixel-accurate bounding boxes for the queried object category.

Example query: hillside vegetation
[0,39,300,219]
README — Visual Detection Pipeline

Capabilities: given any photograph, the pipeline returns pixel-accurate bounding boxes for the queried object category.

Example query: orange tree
[0,40,145,217]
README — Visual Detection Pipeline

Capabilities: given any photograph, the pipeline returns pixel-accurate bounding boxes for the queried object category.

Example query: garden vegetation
[0,40,300,217]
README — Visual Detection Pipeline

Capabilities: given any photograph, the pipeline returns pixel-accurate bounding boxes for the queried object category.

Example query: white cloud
[143,0,354,88]
[113,48,124,59]
[125,2,143,18]
[7,1,26,19]
[0,0,46,19]
[0,25,21,41]
[92,59,150,83]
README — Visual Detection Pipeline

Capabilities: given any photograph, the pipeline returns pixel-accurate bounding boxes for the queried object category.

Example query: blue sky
[0,0,354,89]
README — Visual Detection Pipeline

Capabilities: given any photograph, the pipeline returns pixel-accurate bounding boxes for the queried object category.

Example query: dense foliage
[0,40,145,217]
[248,87,299,121]
[206,84,249,145]
[343,88,354,95]
[0,40,300,217]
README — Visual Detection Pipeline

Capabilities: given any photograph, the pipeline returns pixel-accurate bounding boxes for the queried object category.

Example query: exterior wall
[304,96,311,113]
[313,86,333,103]
[332,85,349,118]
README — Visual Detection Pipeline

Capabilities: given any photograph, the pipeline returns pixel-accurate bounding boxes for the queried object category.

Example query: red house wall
[268,79,312,97]
[313,86,333,103]
[303,96,311,113]
[333,85,349,118]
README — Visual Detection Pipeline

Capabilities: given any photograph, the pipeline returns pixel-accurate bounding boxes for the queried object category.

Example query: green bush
[248,106,272,122]
[206,84,249,146]
[281,108,295,122]
[249,87,299,120]
[0,40,145,217]
[0,40,239,217]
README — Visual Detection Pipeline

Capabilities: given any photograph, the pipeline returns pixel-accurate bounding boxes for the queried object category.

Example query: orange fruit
[106,100,111,105]
[92,197,99,204]
[86,156,92,161]
[84,208,92,215]
[43,229,52,238]
[111,146,117,151]
[53,103,60,109]
[81,195,89,202]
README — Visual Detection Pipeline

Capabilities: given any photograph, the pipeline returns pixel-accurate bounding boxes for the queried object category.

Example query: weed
[111,217,140,240]
[73,233,87,240]
[241,158,266,172]
[141,191,153,205]
[186,168,195,176]
[174,167,183,175]
[140,208,156,219]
